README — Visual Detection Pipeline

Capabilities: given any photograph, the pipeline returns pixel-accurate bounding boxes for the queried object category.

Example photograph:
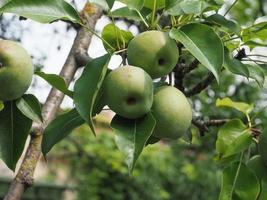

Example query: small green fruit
[0,39,33,101]
[127,31,179,79]
[144,0,165,10]
[259,129,267,166]
[152,86,192,139]
[104,65,153,119]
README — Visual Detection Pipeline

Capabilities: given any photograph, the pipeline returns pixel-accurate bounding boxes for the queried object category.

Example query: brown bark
[4,4,102,200]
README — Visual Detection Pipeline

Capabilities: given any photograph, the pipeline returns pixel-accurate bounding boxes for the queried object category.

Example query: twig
[224,0,239,16]
[192,118,229,136]
[4,4,102,200]
[185,72,215,97]
[183,59,199,74]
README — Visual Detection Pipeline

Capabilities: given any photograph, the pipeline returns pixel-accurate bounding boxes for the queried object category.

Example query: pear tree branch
[4,4,102,200]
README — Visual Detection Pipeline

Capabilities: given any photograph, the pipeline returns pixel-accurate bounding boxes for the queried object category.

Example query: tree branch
[185,72,215,97]
[4,4,102,200]
[192,118,229,136]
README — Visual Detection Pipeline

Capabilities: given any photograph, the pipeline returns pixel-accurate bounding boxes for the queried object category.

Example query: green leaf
[74,54,111,135]
[0,0,81,24]
[111,7,151,21]
[111,7,141,21]
[165,2,184,16]
[223,48,250,78]
[216,97,254,115]
[0,101,32,171]
[242,22,267,43]
[102,23,134,52]
[216,119,253,160]
[35,71,73,98]
[89,0,109,10]
[246,64,265,88]
[16,94,43,123]
[206,14,241,34]
[165,0,177,9]
[118,0,144,10]
[170,23,224,82]
[106,0,115,9]
[41,109,84,156]
[111,112,156,172]
[219,163,260,200]
[179,0,204,14]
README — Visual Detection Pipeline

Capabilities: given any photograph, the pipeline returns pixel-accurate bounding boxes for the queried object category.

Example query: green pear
[104,65,153,119]
[247,155,267,200]
[127,31,179,79]
[144,0,165,10]
[259,129,267,166]
[151,86,192,139]
[0,39,33,101]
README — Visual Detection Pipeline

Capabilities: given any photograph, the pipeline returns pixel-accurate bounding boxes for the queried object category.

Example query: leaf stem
[114,48,127,54]
[151,0,157,28]
[136,10,149,28]
[230,151,244,199]
[223,36,240,42]
[224,0,239,16]
[246,114,252,128]
[80,23,116,52]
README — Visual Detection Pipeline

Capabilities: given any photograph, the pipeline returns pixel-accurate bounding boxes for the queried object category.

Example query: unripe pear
[127,31,179,79]
[0,39,33,101]
[151,86,192,139]
[104,65,153,119]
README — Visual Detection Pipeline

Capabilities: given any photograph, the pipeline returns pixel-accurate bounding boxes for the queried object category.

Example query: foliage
[0,0,267,199]
[49,126,220,200]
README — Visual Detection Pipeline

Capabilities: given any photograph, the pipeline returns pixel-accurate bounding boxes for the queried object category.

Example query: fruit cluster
[104,31,192,140]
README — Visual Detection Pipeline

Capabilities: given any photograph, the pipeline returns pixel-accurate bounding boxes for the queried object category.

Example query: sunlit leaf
[74,54,111,135]
[216,119,253,160]
[111,112,156,172]
[170,23,224,82]
[216,97,254,115]
[0,0,81,24]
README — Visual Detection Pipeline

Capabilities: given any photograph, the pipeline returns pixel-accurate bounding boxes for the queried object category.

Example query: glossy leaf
[102,23,133,52]
[246,64,265,88]
[219,163,260,200]
[111,112,156,172]
[16,94,43,123]
[118,0,144,10]
[35,71,73,98]
[223,48,249,78]
[170,23,224,82]
[0,101,32,171]
[74,54,110,135]
[42,109,84,156]
[179,0,204,14]
[111,6,151,21]
[106,0,115,9]
[216,97,253,115]
[89,0,109,10]
[0,0,81,24]
[206,14,241,34]
[216,119,253,160]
